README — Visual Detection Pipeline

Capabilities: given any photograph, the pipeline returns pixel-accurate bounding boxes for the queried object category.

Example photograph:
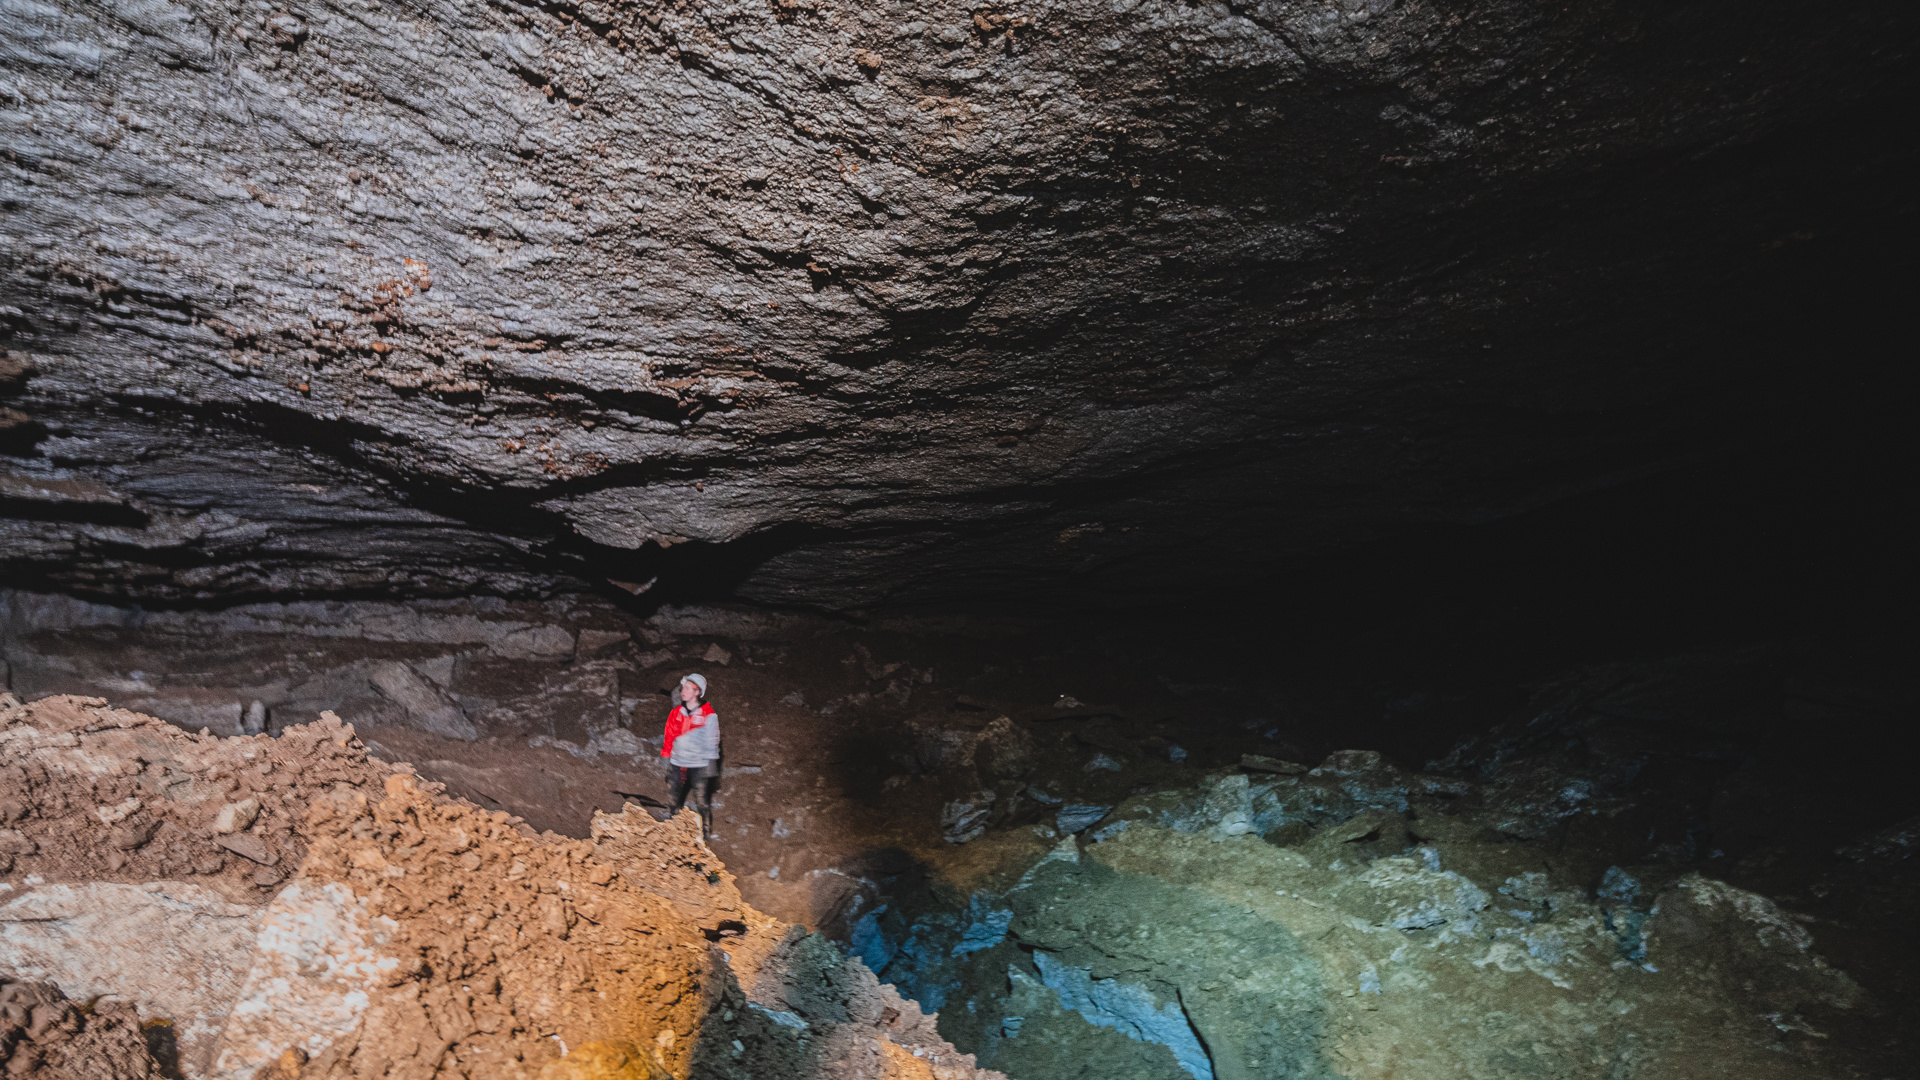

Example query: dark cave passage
[5,292,1918,1077]
[4,442,1916,1078]
[4,0,1919,1073]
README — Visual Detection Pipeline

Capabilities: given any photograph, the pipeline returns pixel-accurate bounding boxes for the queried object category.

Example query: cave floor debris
[4,593,1916,1078]
[0,694,1001,1080]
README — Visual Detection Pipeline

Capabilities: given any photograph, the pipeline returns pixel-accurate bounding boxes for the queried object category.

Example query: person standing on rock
[663,673,719,840]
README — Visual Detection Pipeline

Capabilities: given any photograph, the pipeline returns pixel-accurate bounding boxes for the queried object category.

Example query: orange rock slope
[0,694,1001,1080]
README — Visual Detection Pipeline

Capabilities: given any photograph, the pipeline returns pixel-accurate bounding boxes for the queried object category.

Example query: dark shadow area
[142,1020,184,1080]
[516,78,1920,616]
[0,493,147,527]
[1229,412,1917,687]
[685,956,825,1080]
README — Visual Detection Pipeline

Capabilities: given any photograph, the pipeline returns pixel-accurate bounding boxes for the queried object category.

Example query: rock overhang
[0,0,1915,607]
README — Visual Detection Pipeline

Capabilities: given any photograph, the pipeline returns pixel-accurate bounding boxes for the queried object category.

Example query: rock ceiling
[2,0,1913,605]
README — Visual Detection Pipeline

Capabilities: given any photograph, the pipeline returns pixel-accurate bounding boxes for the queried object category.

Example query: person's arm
[689,710,720,764]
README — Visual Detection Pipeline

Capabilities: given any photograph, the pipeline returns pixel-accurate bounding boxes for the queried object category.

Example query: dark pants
[668,763,715,836]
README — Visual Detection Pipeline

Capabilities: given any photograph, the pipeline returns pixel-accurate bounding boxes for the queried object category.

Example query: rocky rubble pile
[859,747,1890,1080]
[1,977,163,1079]
[0,694,1001,1080]
[0,694,390,896]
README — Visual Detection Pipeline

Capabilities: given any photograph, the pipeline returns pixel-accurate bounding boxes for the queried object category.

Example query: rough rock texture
[1,976,166,1079]
[2,0,1915,605]
[867,755,1888,1080]
[0,694,1003,1080]
[5,592,1917,1076]
[0,694,392,895]
[0,590,635,748]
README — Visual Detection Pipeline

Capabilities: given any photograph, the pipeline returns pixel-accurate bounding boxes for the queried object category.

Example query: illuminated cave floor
[3,592,1914,1078]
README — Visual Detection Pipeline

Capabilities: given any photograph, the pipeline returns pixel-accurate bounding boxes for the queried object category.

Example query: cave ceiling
[1,0,1913,607]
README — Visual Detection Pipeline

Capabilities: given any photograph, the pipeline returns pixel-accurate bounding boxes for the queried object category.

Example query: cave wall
[2,0,1914,605]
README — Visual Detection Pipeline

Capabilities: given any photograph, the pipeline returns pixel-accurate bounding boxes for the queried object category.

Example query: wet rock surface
[1,0,1914,605]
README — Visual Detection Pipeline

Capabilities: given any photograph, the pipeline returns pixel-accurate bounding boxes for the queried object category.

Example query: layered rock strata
[2,0,1913,604]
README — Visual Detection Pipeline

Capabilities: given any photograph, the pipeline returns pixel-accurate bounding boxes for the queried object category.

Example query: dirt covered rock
[1,977,165,1079]
[0,694,390,897]
[0,695,1001,1080]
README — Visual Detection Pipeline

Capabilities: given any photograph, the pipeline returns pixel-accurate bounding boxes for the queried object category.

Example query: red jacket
[662,702,716,759]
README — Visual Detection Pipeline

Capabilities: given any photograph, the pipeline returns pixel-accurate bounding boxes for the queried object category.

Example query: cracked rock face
[1,0,1914,604]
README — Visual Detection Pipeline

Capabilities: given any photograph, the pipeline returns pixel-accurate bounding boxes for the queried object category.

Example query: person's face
[680,680,700,705]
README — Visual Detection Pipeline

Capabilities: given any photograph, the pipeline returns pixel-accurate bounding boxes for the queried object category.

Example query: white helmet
[681,673,708,697]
